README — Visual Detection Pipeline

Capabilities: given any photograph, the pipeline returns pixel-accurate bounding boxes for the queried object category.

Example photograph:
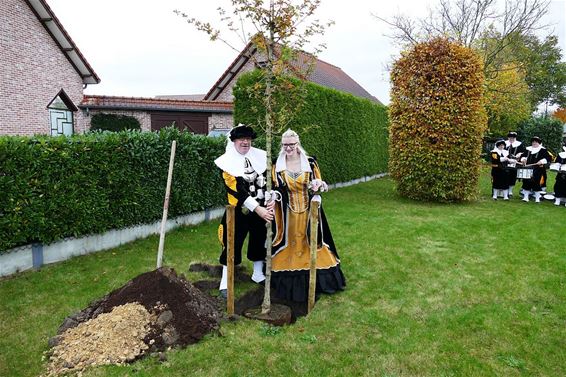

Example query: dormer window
[47,90,77,136]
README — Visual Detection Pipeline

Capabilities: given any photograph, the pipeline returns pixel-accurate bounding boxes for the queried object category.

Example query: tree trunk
[261,12,276,315]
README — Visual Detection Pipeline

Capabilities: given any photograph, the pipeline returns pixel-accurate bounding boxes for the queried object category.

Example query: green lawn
[1,168,565,377]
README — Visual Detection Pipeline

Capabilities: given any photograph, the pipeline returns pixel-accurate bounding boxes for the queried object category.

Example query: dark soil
[190,263,307,323]
[57,267,222,351]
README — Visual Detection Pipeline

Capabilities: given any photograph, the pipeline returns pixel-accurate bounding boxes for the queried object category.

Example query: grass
[1,167,565,377]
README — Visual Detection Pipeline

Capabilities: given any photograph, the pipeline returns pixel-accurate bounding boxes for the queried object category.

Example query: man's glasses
[282,142,298,149]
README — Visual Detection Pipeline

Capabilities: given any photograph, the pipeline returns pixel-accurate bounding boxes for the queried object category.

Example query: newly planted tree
[177,0,332,314]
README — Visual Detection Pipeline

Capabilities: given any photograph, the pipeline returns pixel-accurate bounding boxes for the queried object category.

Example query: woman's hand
[254,206,274,222]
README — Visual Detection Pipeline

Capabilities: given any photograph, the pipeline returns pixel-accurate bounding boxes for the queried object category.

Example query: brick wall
[208,113,233,131]
[79,109,153,132]
[0,0,87,136]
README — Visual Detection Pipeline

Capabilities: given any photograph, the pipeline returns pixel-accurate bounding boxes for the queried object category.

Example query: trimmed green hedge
[233,70,389,183]
[90,113,141,132]
[0,129,225,252]
[517,116,564,156]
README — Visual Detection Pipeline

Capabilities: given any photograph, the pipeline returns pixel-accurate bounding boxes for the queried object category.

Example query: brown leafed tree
[176,0,332,314]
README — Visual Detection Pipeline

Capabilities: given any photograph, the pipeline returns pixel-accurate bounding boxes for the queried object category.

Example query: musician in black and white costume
[214,124,274,298]
[520,136,551,203]
[504,131,526,196]
[490,139,510,200]
[552,142,566,206]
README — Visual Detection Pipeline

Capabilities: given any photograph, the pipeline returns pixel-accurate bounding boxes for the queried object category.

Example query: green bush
[517,116,564,156]
[233,70,389,183]
[389,37,487,202]
[90,113,141,132]
[0,129,225,252]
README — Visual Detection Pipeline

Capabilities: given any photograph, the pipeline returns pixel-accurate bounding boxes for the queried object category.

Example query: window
[47,90,77,136]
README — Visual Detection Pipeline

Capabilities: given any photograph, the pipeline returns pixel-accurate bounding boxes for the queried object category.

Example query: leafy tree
[389,38,487,202]
[484,64,531,136]
[517,35,566,112]
[553,108,566,124]
[517,116,564,155]
[176,0,332,314]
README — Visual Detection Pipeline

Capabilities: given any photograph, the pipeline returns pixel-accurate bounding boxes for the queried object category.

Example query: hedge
[232,70,389,183]
[0,128,225,252]
[517,116,564,156]
[90,113,141,132]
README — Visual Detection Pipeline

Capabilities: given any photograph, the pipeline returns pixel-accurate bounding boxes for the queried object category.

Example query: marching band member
[491,139,510,200]
[520,136,551,203]
[552,142,566,206]
[214,124,274,299]
[504,131,526,196]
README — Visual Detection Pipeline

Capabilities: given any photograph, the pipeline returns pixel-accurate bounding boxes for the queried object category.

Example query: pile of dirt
[46,303,152,376]
[47,267,221,375]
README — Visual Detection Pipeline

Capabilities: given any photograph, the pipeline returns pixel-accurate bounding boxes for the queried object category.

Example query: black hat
[229,124,257,141]
[507,131,518,137]
[495,139,506,147]
[530,136,542,143]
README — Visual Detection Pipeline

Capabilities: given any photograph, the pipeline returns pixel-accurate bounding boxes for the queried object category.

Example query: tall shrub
[389,37,487,202]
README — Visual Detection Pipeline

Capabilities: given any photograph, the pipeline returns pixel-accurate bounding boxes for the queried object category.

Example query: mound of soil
[48,267,222,375]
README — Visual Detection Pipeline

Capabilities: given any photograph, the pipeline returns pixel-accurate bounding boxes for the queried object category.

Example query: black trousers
[218,207,267,265]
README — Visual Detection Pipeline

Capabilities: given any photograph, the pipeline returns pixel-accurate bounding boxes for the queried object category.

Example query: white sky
[46,0,566,105]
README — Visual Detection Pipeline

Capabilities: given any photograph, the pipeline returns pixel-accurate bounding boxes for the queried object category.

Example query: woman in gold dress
[270,129,346,302]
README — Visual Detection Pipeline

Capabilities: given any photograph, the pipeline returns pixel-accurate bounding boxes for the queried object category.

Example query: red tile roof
[26,0,100,85]
[80,95,233,112]
[204,41,381,104]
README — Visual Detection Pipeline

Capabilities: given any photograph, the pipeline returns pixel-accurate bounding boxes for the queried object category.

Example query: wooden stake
[156,140,176,269]
[226,205,236,315]
[308,200,320,313]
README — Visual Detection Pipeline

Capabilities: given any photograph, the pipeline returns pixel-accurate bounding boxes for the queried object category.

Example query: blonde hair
[279,129,308,157]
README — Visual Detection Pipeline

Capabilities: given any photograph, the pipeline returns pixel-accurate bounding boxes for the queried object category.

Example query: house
[79,95,233,133]
[1,1,380,136]
[0,0,100,136]
[201,41,382,134]
[0,0,234,136]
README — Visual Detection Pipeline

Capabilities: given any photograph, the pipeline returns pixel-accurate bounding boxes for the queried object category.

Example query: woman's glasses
[282,142,298,149]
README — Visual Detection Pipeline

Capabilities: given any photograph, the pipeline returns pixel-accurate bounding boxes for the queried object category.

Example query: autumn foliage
[553,108,566,124]
[389,38,487,202]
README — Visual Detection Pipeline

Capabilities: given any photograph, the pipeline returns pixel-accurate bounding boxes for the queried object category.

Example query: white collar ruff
[507,140,521,148]
[214,146,266,177]
[275,152,312,173]
[492,148,509,156]
[527,145,544,154]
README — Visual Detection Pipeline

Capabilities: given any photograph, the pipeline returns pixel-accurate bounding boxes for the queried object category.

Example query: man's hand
[255,206,274,222]
[266,200,275,212]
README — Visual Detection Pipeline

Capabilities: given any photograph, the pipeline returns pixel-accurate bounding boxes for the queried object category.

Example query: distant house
[79,95,233,133]
[0,0,100,136]
[202,41,382,134]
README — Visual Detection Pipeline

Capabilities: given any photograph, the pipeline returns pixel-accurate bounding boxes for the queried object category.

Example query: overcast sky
[47,0,566,105]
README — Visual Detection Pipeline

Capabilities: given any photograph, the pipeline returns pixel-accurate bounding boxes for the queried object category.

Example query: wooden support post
[308,200,320,313]
[156,140,176,269]
[226,205,236,315]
